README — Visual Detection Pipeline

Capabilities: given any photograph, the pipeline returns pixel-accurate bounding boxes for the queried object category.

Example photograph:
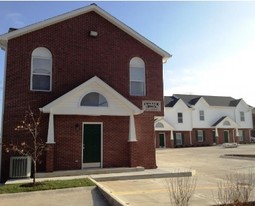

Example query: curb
[89,177,126,206]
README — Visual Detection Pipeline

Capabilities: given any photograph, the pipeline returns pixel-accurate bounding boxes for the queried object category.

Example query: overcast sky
[1,1,255,108]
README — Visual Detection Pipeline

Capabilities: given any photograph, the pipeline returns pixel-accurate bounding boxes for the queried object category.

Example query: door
[224,130,229,143]
[83,124,102,168]
[159,133,165,148]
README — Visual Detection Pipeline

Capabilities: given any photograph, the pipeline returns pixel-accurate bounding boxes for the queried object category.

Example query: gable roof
[0,4,171,63]
[40,76,143,116]
[171,94,242,107]
[212,116,239,128]
[154,117,175,131]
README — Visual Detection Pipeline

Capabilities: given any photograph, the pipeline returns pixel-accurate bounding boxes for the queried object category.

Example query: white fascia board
[0,5,171,62]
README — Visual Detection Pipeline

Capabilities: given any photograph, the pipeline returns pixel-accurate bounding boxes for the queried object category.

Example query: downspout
[0,47,7,181]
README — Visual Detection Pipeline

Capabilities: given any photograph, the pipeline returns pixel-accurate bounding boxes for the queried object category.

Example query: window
[176,133,182,145]
[81,92,108,107]
[178,112,183,123]
[197,130,204,142]
[155,122,164,128]
[223,120,230,126]
[238,130,244,142]
[199,110,204,121]
[240,111,245,121]
[31,47,52,91]
[130,57,145,96]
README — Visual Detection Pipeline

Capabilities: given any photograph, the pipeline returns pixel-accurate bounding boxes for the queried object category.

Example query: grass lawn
[0,178,96,194]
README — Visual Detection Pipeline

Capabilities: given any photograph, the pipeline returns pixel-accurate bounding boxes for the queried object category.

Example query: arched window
[31,47,52,91]
[156,122,164,128]
[130,57,145,96]
[223,120,230,126]
[81,92,108,107]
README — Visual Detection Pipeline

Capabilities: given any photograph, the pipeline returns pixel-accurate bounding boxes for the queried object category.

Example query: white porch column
[215,127,219,137]
[235,128,239,136]
[47,113,55,144]
[129,115,137,142]
[170,130,174,140]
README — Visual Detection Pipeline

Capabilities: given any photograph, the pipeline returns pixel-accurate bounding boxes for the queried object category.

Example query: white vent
[9,156,31,178]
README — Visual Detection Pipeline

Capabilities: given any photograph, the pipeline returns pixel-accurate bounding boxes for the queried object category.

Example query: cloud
[163,41,255,106]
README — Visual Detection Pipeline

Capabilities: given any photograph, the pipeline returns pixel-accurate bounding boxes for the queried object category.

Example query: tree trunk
[33,159,36,185]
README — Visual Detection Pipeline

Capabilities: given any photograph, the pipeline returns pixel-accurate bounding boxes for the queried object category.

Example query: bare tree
[213,170,255,206]
[165,175,197,206]
[5,107,46,185]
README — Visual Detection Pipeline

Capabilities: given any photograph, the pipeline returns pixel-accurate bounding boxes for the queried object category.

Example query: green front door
[224,130,229,143]
[83,124,101,168]
[159,134,165,148]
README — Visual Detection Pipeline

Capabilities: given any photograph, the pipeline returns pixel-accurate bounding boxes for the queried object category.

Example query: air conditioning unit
[9,156,31,178]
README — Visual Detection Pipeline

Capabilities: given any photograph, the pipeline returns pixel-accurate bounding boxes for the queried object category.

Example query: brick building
[0,4,171,181]
[155,94,253,148]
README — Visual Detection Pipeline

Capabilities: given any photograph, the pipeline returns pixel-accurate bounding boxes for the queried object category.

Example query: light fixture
[89,31,98,37]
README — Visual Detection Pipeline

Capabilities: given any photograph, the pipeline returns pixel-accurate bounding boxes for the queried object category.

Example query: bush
[213,170,255,205]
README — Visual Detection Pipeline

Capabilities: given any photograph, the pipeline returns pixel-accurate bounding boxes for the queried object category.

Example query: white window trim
[176,133,182,145]
[197,130,204,142]
[178,112,183,123]
[240,111,245,122]
[199,110,205,121]
[30,48,52,92]
[129,57,146,96]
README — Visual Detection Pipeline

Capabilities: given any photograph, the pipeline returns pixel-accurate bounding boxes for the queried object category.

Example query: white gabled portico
[212,116,240,138]
[40,76,143,144]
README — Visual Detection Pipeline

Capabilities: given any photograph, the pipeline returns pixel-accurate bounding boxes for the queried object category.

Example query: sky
[1,1,255,110]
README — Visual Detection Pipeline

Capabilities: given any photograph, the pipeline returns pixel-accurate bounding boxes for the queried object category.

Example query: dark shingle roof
[165,94,242,107]
[164,96,178,107]
[212,116,227,126]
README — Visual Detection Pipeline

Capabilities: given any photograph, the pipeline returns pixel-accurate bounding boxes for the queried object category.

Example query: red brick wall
[2,11,163,179]
[53,115,130,171]
[154,128,251,150]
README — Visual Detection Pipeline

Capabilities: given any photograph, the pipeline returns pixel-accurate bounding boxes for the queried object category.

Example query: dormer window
[31,47,52,91]
[81,92,108,107]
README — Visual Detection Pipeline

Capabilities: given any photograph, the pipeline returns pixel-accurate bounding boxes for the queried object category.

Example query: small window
[31,47,52,91]
[176,133,182,145]
[130,57,145,96]
[81,92,108,107]
[197,130,204,142]
[156,122,164,128]
[199,110,204,121]
[240,111,245,121]
[178,112,183,123]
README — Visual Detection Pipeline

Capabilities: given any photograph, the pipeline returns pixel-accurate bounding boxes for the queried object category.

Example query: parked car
[251,137,255,143]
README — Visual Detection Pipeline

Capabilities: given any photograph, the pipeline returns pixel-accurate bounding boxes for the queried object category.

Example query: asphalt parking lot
[100,144,255,206]
[1,144,255,206]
